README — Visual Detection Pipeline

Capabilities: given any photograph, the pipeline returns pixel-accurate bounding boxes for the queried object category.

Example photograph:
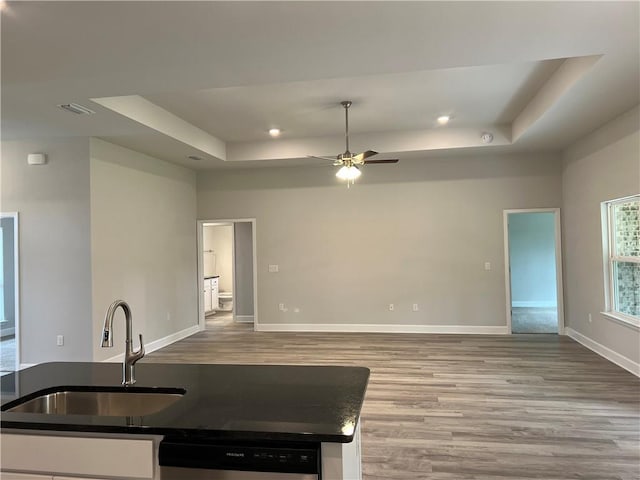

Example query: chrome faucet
[101,300,145,386]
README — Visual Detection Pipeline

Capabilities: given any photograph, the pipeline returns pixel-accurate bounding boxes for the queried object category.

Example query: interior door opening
[504,209,564,334]
[197,219,257,331]
[1,212,19,373]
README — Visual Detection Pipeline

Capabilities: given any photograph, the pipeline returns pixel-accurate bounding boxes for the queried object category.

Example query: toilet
[218,291,233,311]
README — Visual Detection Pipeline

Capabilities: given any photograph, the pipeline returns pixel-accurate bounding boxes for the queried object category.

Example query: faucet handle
[135,333,145,359]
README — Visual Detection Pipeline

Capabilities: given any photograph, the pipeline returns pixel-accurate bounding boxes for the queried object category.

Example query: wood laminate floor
[146,322,640,480]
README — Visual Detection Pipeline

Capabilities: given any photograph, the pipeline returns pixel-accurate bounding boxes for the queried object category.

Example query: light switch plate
[268,264,279,273]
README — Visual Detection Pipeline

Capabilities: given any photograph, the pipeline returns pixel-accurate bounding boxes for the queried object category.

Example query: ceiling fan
[309,100,398,184]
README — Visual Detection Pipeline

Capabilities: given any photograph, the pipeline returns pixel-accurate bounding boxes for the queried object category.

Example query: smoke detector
[481,132,494,144]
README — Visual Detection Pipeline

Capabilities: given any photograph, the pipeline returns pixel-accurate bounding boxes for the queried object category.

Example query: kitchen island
[1,362,369,479]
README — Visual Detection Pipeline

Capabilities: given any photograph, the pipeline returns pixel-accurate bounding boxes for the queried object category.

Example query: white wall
[1,138,93,364]
[562,106,640,366]
[197,152,562,330]
[90,139,198,361]
[234,221,254,319]
[203,224,233,291]
[508,212,557,307]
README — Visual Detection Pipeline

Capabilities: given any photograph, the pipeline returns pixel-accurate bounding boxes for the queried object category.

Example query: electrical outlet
[484,262,491,271]
[388,303,394,311]
[57,335,64,346]
[588,313,592,323]
[279,303,285,311]
[268,264,279,273]
[412,303,419,312]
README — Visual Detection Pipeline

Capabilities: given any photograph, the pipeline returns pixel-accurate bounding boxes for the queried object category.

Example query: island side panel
[321,423,362,480]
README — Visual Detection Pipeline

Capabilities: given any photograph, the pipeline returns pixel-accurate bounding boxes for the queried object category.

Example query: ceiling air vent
[58,103,95,115]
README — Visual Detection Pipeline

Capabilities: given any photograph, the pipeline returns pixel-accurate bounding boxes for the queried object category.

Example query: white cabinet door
[204,279,212,312]
[1,434,154,479]
[1,474,52,480]
[54,477,103,480]
[211,277,219,311]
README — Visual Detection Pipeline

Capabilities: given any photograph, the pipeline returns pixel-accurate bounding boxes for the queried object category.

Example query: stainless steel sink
[3,386,186,416]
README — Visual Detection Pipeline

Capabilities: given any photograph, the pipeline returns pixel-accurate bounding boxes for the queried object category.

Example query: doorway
[1,212,19,373]
[197,219,257,331]
[503,209,564,334]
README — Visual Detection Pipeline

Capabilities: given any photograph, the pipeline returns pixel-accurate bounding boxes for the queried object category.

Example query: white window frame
[601,194,640,328]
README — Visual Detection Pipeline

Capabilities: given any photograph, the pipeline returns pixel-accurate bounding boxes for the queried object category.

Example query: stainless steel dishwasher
[158,438,321,479]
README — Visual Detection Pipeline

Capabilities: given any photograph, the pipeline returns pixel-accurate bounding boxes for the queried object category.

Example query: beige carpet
[512,306,558,333]
[0,335,16,373]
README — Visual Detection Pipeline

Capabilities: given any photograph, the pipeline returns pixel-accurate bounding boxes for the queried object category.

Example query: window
[602,195,639,325]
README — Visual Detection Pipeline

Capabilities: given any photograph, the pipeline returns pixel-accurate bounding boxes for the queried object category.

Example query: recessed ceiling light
[437,115,451,125]
[481,132,494,144]
[268,128,281,137]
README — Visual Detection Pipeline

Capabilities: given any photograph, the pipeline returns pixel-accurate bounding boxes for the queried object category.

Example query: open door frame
[503,208,565,334]
[1,212,20,370]
[196,218,258,332]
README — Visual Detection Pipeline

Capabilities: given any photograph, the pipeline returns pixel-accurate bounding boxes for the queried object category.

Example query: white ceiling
[145,59,563,142]
[2,1,638,170]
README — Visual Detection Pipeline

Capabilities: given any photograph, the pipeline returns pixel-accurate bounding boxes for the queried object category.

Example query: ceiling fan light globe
[336,165,361,181]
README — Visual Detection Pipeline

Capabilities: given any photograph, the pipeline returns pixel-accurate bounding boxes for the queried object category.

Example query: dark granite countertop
[204,275,220,279]
[0,362,369,443]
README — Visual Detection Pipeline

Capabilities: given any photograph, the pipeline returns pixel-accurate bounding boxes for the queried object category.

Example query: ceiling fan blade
[353,150,378,162]
[363,159,399,164]
[307,155,340,162]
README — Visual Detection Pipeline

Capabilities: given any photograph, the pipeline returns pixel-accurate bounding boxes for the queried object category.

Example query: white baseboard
[566,327,639,377]
[512,301,557,308]
[235,315,254,323]
[255,323,509,335]
[103,324,200,363]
